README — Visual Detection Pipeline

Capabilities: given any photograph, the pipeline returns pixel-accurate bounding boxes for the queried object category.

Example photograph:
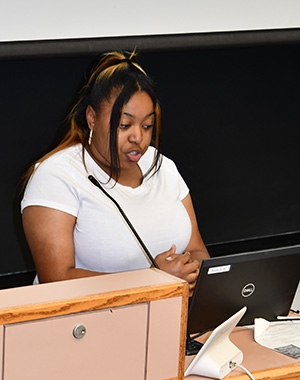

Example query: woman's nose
[129,125,143,144]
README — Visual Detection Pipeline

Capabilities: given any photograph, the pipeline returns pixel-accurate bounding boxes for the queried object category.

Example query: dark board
[142,46,300,247]
[1,36,300,279]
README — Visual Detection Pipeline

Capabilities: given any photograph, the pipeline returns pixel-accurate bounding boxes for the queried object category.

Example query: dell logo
[241,283,255,297]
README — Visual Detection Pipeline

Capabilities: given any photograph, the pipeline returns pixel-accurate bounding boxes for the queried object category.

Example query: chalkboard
[142,45,300,247]
[1,37,300,279]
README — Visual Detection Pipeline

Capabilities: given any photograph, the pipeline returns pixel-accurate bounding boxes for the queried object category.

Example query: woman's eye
[119,124,130,129]
[143,124,153,130]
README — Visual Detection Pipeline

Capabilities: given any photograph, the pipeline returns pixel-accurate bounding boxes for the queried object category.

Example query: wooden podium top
[0,268,188,325]
[0,269,189,380]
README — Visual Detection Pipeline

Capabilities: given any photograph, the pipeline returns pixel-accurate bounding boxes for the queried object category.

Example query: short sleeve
[161,155,190,201]
[21,155,80,217]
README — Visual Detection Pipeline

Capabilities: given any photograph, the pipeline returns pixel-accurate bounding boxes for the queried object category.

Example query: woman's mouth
[126,150,142,162]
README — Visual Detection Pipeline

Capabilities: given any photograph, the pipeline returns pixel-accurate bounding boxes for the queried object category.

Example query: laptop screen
[188,245,300,335]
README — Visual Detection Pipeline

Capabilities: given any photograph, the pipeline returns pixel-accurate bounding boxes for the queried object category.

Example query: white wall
[1,0,300,42]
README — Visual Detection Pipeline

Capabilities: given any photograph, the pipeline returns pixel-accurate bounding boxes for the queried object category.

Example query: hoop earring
[88,129,93,145]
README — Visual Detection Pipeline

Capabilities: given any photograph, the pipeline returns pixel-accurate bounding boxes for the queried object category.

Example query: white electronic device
[185,306,247,379]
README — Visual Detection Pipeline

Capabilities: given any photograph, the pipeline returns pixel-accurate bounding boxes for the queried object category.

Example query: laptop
[188,245,300,335]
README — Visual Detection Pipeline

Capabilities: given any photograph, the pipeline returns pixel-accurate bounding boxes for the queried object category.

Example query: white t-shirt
[21,144,192,273]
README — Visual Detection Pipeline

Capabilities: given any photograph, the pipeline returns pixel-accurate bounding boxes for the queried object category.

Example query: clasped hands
[155,244,200,290]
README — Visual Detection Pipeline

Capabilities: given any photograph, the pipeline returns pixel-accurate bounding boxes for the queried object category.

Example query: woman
[21,51,209,288]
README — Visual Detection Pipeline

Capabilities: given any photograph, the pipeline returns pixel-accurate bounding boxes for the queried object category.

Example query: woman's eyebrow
[123,111,155,118]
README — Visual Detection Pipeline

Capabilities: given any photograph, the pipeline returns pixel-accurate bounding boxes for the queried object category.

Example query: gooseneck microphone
[88,175,159,269]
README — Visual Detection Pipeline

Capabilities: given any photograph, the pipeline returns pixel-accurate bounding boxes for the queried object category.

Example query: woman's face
[86,90,155,172]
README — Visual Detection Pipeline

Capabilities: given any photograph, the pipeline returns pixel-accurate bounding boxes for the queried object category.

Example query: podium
[0,268,189,380]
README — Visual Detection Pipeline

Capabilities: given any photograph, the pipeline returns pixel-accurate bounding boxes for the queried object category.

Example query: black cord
[290,308,300,314]
[189,327,214,340]
[185,326,215,355]
[185,332,203,355]
[88,175,159,269]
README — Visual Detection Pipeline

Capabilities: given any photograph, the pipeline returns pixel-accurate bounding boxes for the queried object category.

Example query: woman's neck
[117,166,143,188]
[86,145,143,188]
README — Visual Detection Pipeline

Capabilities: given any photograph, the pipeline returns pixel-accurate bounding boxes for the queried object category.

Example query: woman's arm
[22,206,102,283]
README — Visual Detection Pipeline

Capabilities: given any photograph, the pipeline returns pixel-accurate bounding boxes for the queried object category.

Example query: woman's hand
[155,245,200,290]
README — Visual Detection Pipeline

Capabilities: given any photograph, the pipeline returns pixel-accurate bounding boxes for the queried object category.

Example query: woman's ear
[86,105,96,130]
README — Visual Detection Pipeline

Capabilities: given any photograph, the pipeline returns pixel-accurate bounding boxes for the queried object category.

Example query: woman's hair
[23,50,162,185]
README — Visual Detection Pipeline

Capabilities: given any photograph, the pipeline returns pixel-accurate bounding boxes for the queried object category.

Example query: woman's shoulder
[27,144,86,187]
[36,144,83,171]
[142,146,173,165]
[142,147,189,198]
[22,144,84,215]
[141,146,179,177]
